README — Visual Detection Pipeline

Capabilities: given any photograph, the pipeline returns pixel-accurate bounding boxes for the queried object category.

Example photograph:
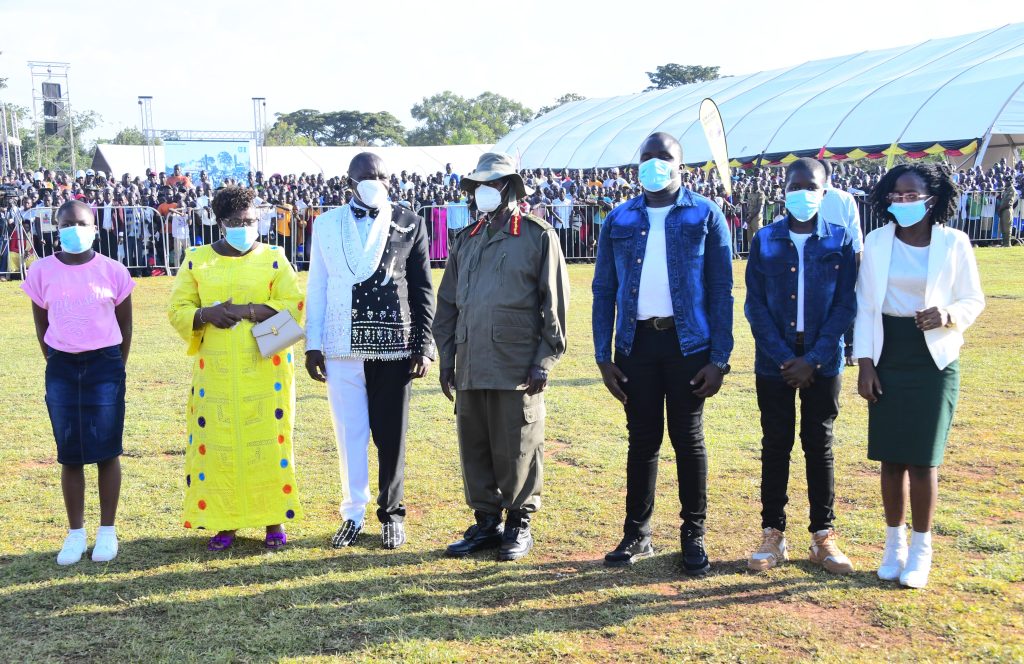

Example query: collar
[767,215,834,241]
[469,209,522,237]
[626,186,696,212]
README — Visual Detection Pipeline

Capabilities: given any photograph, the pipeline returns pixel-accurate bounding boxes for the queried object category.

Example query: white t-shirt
[789,231,811,332]
[882,238,929,316]
[820,186,863,252]
[637,206,674,319]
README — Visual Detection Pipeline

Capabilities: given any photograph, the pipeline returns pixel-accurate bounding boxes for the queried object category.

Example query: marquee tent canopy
[495,23,1024,170]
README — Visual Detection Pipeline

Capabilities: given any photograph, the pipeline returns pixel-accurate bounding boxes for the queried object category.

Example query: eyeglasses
[887,192,931,203]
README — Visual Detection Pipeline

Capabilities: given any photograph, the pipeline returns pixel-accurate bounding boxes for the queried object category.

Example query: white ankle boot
[900,530,932,589]
[878,524,908,581]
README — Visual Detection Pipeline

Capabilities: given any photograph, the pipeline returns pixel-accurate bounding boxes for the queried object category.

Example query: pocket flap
[492,325,534,344]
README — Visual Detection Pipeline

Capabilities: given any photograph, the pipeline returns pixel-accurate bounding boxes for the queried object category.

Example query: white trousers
[326,358,372,524]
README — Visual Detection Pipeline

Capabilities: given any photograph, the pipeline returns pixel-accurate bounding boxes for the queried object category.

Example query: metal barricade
[1,204,170,279]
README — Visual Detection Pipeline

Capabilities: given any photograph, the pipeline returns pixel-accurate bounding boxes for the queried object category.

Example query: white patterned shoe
[381,522,406,550]
[57,531,87,566]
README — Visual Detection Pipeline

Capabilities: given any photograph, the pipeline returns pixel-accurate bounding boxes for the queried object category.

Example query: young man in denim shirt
[593,133,734,575]
[743,158,857,574]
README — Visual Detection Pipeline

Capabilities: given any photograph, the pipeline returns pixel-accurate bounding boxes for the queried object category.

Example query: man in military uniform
[998,177,1017,247]
[745,183,766,248]
[433,152,570,561]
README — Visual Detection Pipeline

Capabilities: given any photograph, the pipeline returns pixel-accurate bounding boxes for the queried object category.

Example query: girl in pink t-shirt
[22,200,134,566]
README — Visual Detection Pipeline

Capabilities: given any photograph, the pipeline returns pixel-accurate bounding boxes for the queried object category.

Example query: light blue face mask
[888,198,931,228]
[59,225,96,254]
[785,189,823,222]
[224,225,258,252]
[639,158,675,192]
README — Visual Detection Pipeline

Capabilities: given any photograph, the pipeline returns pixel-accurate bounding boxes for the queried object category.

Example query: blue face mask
[639,158,675,192]
[888,199,931,228]
[224,226,258,252]
[785,189,823,222]
[59,226,96,254]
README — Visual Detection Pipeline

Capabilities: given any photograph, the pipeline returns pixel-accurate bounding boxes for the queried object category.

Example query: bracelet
[249,303,256,322]
[197,307,205,325]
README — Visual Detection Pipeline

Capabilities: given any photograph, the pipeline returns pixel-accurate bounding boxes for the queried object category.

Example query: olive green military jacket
[433,212,569,391]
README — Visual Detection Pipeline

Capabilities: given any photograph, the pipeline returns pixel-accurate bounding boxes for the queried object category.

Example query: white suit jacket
[854,223,985,370]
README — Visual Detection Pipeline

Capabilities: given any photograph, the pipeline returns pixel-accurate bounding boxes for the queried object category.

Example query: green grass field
[1,249,1022,663]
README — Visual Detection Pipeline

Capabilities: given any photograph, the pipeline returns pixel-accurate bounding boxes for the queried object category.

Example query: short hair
[785,157,826,183]
[211,186,256,219]
[56,199,94,223]
[868,162,959,226]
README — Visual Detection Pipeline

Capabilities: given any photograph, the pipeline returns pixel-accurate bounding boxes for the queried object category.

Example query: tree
[96,126,163,146]
[644,64,721,91]
[264,120,314,147]
[407,91,533,146]
[537,93,587,118]
[271,110,407,146]
[18,108,100,172]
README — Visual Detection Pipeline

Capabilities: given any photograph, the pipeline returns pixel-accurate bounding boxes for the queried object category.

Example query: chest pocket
[678,223,708,257]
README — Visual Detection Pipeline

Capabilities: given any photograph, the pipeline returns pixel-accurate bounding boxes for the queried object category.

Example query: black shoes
[604,535,655,567]
[497,511,533,561]
[681,530,711,576]
[331,519,362,548]
[381,522,406,550]
[446,512,504,557]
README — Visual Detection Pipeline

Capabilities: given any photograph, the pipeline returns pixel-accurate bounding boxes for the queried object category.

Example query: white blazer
[854,223,985,370]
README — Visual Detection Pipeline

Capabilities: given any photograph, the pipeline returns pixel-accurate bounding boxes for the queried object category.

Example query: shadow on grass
[0,537,875,659]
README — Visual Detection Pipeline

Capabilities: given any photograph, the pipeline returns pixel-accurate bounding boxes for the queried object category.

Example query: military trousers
[456,389,545,515]
[999,212,1012,247]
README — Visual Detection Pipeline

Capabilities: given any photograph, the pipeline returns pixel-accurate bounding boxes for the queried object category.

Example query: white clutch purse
[252,309,305,358]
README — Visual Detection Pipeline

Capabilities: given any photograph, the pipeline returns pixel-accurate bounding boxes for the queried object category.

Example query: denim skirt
[45,345,126,465]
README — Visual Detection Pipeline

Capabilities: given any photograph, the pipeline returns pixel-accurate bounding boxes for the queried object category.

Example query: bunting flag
[692,138,979,170]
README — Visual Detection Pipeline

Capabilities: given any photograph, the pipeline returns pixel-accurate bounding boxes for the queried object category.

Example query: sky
[2,0,1023,144]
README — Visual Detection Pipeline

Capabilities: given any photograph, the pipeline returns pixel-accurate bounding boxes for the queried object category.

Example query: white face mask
[355,179,390,209]
[474,184,506,213]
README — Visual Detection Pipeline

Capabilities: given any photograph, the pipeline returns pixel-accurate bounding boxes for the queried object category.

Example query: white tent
[92,143,490,179]
[495,23,1024,170]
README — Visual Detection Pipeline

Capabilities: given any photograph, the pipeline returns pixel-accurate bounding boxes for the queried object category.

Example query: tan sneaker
[809,528,854,574]
[748,527,788,571]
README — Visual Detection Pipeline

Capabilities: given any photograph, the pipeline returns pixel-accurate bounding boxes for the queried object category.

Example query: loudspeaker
[45,119,58,136]
[43,100,63,117]
[41,82,61,100]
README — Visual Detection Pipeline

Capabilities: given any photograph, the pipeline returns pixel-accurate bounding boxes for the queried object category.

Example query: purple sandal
[265,531,287,549]
[207,534,235,552]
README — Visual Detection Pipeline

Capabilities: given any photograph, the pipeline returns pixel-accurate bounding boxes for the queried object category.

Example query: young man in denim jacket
[743,158,857,574]
[593,133,734,575]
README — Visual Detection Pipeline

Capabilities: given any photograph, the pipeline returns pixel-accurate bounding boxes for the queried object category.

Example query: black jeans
[365,358,411,524]
[615,326,709,538]
[756,373,841,533]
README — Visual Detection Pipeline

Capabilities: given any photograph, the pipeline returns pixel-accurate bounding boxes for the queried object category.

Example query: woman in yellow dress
[168,186,305,551]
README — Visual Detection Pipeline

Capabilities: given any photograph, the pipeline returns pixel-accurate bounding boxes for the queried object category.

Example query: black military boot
[497,510,533,561]
[445,511,504,557]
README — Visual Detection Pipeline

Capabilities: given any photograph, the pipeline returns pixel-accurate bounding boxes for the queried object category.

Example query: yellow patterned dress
[168,243,305,531]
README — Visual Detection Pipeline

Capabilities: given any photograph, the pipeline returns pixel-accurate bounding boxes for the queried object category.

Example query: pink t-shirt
[21,254,135,353]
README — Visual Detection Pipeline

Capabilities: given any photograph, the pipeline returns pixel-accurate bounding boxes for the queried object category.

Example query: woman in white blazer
[854,163,985,589]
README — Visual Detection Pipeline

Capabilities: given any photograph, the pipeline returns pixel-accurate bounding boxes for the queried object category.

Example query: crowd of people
[2,155,1022,279]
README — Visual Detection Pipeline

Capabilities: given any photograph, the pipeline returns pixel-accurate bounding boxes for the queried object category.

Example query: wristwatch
[712,361,731,376]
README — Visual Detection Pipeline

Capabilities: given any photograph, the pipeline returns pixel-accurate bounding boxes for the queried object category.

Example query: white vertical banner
[699,98,732,198]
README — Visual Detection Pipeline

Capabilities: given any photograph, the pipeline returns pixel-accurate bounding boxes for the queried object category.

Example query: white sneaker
[57,530,88,566]
[91,528,119,563]
[900,530,932,589]
[878,525,908,581]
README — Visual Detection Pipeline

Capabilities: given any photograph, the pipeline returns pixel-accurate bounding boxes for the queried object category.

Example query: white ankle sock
[57,529,88,566]
[885,524,907,544]
[878,524,909,581]
[92,525,119,563]
[900,530,933,589]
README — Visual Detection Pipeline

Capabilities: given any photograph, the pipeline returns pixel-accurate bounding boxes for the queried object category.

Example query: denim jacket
[744,217,857,378]
[592,188,734,364]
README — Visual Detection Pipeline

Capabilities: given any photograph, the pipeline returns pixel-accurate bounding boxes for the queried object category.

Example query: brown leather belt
[638,316,675,331]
